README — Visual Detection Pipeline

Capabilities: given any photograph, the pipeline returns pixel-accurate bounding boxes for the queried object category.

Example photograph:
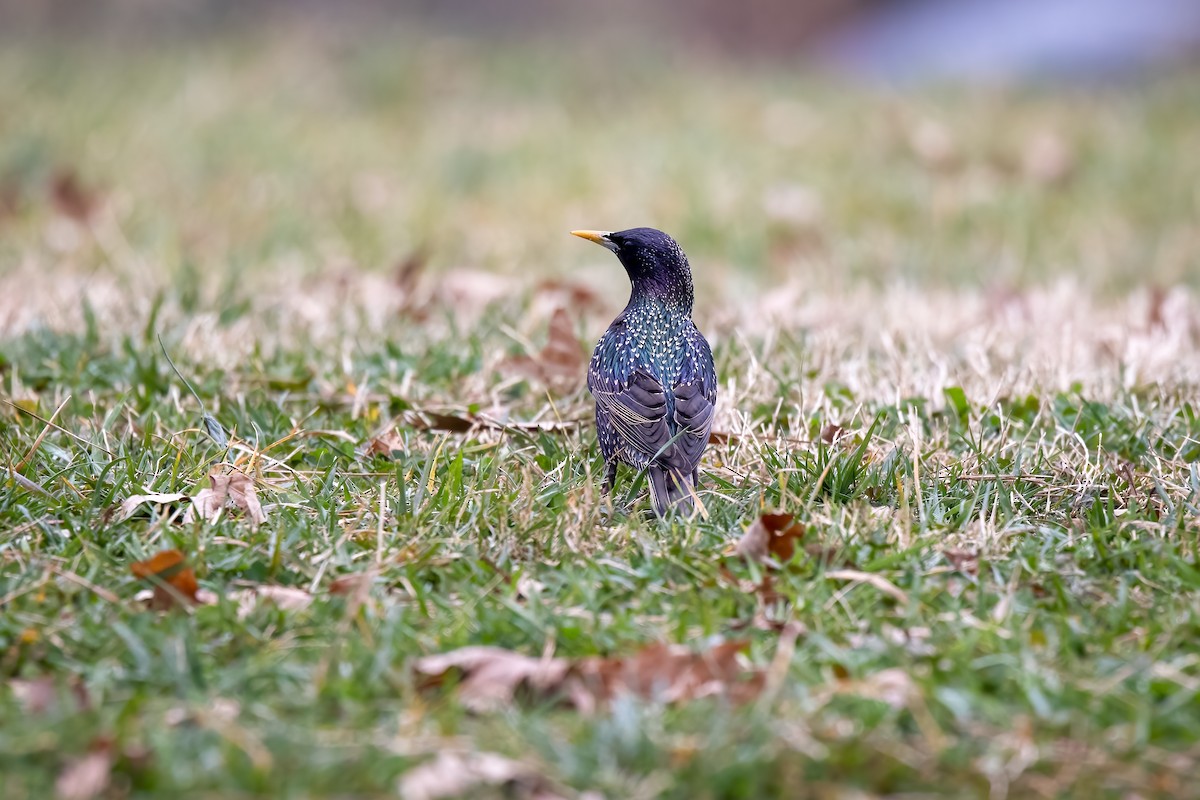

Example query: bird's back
[588,303,715,474]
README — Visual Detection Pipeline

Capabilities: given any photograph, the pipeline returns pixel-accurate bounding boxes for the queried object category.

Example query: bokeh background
[2,0,1198,329]
[4,6,1200,798]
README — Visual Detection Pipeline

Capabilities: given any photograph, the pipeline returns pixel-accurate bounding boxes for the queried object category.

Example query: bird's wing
[670,380,715,471]
[668,324,717,470]
[593,370,671,464]
[593,370,713,473]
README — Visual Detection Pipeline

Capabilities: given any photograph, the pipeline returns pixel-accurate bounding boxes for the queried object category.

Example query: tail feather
[648,466,696,517]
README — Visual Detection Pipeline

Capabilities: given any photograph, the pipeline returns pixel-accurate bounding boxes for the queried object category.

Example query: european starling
[571,227,717,517]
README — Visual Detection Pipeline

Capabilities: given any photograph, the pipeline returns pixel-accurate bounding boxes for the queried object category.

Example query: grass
[3,26,1200,799]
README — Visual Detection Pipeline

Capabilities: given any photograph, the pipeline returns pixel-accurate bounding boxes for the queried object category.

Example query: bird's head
[571,227,694,310]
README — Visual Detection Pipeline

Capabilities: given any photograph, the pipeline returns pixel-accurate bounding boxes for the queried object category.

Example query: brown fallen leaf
[439,412,578,435]
[55,740,112,800]
[399,751,565,800]
[9,676,91,716]
[414,640,765,713]
[943,548,979,575]
[391,408,582,438]
[413,646,571,713]
[363,430,406,458]
[534,278,606,316]
[571,639,762,711]
[329,571,374,597]
[500,307,585,388]
[184,468,231,524]
[735,512,806,565]
[226,470,266,526]
[419,410,479,433]
[820,423,845,443]
[437,268,517,311]
[393,249,427,293]
[117,492,188,522]
[182,466,266,527]
[825,568,909,605]
[0,178,22,223]
[230,585,313,619]
[10,677,57,715]
[1147,285,1169,331]
[130,549,200,609]
[49,168,99,223]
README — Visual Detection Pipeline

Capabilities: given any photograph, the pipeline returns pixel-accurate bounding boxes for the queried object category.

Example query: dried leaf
[226,471,267,526]
[540,307,584,374]
[182,466,266,526]
[230,585,313,619]
[943,548,979,574]
[183,468,231,524]
[393,249,427,293]
[409,409,475,434]
[329,571,374,596]
[130,549,200,609]
[359,408,583,439]
[363,430,406,458]
[117,492,187,522]
[572,640,762,710]
[820,423,845,443]
[10,677,57,715]
[9,676,90,716]
[1147,285,1169,331]
[534,278,606,315]
[735,513,805,565]
[500,307,584,387]
[825,568,910,604]
[49,168,98,223]
[437,268,516,311]
[55,742,112,800]
[399,751,563,800]
[0,179,22,222]
[414,640,764,713]
[413,646,571,712]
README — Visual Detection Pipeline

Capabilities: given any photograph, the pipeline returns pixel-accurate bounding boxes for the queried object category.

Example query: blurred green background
[1,0,1197,309]
[3,6,1200,798]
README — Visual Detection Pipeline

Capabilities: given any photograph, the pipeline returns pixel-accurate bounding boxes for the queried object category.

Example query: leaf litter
[54,739,113,800]
[399,750,572,800]
[500,306,585,389]
[49,168,99,224]
[130,548,318,614]
[8,675,91,716]
[130,549,203,609]
[734,512,806,566]
[117,492,188,522]
[231,584,313,619]
[181,465,267,526]
[413,638,765,714]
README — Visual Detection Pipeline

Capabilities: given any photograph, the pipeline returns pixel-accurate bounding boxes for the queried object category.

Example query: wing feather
[594,370,714,473]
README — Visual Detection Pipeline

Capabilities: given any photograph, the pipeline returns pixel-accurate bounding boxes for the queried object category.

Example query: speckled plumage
[574,227,716,517]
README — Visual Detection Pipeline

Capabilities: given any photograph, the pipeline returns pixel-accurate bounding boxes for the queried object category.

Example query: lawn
[2,25,1200,799]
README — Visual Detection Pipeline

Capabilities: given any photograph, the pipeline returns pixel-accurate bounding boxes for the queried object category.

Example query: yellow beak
[570,230,612,246]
